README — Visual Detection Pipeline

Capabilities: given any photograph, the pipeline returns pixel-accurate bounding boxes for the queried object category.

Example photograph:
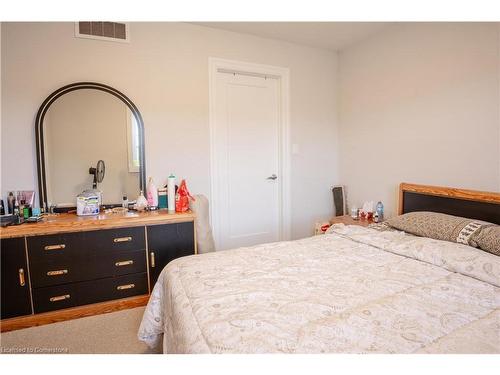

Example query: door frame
[208,57,291,250]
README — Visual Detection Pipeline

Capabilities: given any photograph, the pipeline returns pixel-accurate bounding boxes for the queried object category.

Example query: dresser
[0,210,196,331]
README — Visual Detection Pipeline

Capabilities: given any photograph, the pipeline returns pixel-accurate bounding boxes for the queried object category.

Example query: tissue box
[76,191,100,216]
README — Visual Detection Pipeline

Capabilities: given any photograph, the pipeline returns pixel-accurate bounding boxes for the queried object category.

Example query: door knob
[266,174,277,180]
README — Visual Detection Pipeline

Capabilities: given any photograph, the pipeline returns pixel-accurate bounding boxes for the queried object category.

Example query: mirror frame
[35,82,146,210]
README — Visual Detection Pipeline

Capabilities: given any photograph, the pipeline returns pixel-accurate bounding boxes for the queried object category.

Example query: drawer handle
[47,269,68,276]
[19,268,26,286]
[117,283,135,290]
[44,244,66,251]
[150,252,155,268]
[113,236,132,243]
[115,260,134,267]
[50,294,70,302]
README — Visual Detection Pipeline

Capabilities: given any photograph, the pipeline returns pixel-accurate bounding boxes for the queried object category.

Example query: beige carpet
[0,307,161,354]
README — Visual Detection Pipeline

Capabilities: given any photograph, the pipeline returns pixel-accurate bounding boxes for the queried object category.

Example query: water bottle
[376,201,384,222]
[167,173,176,214]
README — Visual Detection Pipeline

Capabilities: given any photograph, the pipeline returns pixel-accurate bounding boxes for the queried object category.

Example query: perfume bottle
[376,201,384,221]
[13,199,19,215]
[122,195,129,209]
[13,198,23,223]
[7,191,15,214]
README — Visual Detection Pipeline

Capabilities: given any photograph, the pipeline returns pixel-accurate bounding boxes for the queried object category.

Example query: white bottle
[167,173,176,214]
[146,177,158,208]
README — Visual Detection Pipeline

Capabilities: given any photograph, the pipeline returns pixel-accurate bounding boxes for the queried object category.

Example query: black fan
[89,160,105,189]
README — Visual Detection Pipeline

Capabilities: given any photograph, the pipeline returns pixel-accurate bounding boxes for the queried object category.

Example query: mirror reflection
[43,89,141,206]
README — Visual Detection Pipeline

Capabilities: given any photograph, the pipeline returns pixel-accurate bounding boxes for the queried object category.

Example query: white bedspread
[138,224,500,353]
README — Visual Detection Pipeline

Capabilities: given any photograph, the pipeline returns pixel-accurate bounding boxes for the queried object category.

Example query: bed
[138,183,500,353]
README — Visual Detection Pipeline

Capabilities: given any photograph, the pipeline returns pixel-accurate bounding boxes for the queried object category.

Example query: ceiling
[192,22,392,51]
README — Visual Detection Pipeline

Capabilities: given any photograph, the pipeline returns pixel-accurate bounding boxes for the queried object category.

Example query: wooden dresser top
[0,210,196,239]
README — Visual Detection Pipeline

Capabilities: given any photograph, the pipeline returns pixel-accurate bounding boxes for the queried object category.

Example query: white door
[213,71,281,250]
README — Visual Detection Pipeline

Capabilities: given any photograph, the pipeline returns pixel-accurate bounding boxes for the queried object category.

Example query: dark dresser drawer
[30,250,147,288]
[30,258,75,288]
[27,232,84,262]
[77,272,148,306]
[32,283,76,313]
[27,226,146,262]
[83,226,145,253]
[33,272,148,313]
[82,250,147,280]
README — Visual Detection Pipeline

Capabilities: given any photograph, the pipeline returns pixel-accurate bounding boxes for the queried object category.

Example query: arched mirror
[35,82,146,211]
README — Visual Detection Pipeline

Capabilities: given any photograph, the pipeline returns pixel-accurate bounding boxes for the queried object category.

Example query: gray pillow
[470,226,500,256]
[386,212,499,256]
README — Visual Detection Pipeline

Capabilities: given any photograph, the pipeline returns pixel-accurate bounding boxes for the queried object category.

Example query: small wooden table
[330,215,374,227]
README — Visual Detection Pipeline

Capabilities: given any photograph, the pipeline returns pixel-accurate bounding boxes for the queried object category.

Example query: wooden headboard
[398,183,500,225]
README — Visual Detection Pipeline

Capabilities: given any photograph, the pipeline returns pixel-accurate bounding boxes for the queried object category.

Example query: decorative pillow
[367,222,395,232]
[469,226,500,256]
[456,221,483,245]
[386,212,474,241]
[368,222,413,234]
[385,212,499,256]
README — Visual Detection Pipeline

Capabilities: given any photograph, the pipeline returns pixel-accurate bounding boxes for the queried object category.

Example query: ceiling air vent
[75,22,130,43]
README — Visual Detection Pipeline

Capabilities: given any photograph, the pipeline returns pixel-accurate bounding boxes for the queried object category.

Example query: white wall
[338,23,500,216]
[0,22,339,239]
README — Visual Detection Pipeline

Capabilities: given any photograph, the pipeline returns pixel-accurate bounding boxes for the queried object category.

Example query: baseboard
[0,294,149,333]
